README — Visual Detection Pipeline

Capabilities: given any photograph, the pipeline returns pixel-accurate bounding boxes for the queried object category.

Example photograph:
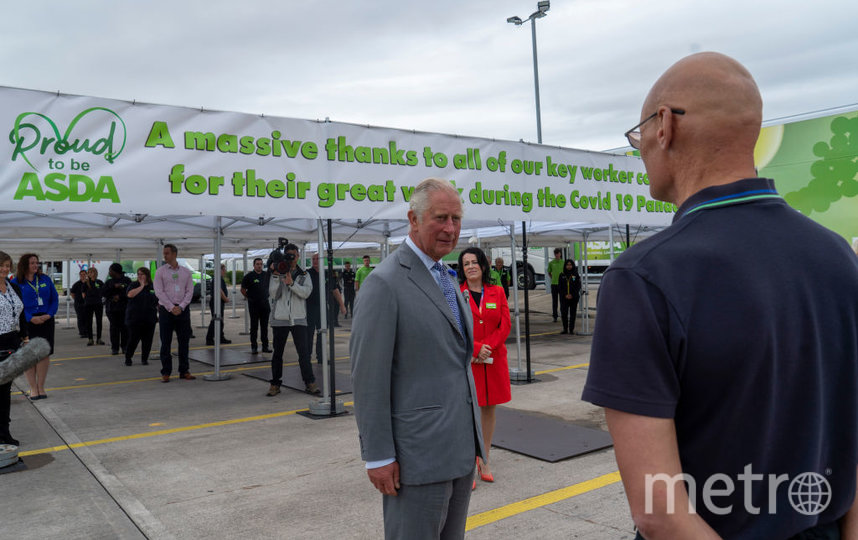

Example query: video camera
[267,237,297,274]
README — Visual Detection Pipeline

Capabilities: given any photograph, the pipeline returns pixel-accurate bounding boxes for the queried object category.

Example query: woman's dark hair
[457,247,491,285]
[16,253,39,283]
[137,266,152,282]
[563,258,579,275]
[109,262,123,274]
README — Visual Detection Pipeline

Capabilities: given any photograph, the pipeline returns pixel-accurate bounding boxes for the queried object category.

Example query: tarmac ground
[1,285,633,539]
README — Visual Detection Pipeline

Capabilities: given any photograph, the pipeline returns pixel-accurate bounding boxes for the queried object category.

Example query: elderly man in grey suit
[351,177,485,539]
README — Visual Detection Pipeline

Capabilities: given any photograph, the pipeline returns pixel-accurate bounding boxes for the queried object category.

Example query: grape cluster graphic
[784,115,858,215]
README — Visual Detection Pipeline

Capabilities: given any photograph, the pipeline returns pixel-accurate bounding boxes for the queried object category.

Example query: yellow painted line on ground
[466,471,622,531]
[535,362,590,375]
[19,400,356,458]
[50,343,253,362]
[11,363,281,395]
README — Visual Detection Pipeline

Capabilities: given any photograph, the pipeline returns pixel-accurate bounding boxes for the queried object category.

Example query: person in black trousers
[104,263,131,355]
[83,267,104,346]
[69,270,88,338]
[205,264,231,346]
[240,258,270,354]
[0,250,27,446]
[558,259,581,335]
[341,261,355,319]
[125,267,158,366]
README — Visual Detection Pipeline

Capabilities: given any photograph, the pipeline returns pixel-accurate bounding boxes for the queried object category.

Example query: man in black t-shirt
[83,267,105,346]
[240,258,270,354]
[103,263,131,355]
[341,261,355,319]
[69,270,88,338]
[205,264,231,346]
[582,53,858,539]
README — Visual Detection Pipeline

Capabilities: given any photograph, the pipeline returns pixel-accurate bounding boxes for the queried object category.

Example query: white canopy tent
[1,85,675,411]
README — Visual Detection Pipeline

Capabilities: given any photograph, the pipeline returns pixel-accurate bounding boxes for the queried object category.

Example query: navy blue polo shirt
[582,178,858,538]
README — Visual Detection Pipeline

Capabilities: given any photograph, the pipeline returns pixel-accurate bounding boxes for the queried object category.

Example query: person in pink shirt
[153,244,195,382]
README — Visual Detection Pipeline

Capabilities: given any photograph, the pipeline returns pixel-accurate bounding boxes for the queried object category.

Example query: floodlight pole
[508,1,550,144]
[530,16,543,144]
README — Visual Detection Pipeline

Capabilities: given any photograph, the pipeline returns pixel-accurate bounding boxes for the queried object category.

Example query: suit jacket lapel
[400,244,465,339]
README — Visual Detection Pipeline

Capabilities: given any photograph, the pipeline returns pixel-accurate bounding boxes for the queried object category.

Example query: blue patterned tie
[433,262,463,336]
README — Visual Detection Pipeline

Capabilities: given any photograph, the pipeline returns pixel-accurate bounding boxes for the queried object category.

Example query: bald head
[640,52,762,204]
[646,52,761,147]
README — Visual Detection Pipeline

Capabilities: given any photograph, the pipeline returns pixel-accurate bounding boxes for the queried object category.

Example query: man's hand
[283,272,293,286]
[170,306,182,316]
[367,461,400,496]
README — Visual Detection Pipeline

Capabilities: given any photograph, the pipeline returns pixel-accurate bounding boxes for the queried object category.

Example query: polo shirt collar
[673,177,781,223]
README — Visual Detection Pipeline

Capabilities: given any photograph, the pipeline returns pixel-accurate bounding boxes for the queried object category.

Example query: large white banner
[0,86,675,225]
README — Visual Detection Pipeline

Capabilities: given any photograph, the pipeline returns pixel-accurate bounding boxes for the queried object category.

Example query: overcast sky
[3,1,857,151]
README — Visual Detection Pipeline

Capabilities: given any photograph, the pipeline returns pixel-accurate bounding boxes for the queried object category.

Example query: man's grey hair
[409,178,462,220]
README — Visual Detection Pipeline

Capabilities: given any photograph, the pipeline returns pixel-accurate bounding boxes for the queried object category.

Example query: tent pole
[197,255,207,329]
[229,259,238,319]
[508,223,527,382]
[205,217,230,381]
[579,232,593,336]
[309,218,345,416]
[240,250,250,335]
[609,225,615,263]
[62,259,73,328]
[522,221,533,383]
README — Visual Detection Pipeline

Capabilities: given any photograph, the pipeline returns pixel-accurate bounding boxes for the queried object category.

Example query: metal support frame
[204,217,230,381]
[309,218,346,416]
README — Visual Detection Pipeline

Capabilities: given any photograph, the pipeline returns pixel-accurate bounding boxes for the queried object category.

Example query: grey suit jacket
[351,242,485,485]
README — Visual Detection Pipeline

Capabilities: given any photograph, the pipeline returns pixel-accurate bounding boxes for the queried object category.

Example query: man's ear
[656,106,675,150]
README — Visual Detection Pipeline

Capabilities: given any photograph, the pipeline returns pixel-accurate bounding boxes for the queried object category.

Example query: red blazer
[461,283,511,365]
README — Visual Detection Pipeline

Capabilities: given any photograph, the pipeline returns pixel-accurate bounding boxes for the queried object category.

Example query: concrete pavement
[1,285,633,539]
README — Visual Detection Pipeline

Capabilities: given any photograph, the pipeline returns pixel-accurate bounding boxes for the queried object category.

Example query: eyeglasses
[624,108,685,149]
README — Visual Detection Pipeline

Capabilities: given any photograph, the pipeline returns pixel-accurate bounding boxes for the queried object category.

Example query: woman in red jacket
[458,247,511,486]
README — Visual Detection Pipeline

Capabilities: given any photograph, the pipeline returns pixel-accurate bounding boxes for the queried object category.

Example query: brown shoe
[305,382,321,395]
[266,385,280,397]
[179,373,196,380]
[161,375,170,383]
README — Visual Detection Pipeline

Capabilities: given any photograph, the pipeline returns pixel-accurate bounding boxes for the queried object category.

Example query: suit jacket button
[467,397,472,404]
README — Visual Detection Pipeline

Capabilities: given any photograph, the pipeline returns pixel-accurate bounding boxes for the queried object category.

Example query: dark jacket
[558,259,581,300]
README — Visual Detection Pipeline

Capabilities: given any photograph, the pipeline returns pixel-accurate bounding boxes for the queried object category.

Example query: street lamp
[507,0,550,144]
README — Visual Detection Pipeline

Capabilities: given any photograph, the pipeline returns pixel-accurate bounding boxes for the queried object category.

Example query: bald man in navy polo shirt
[583,52,858,539]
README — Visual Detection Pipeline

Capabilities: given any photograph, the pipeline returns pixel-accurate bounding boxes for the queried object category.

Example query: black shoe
[251,348,258,354]
[112,350,120,355]
[141,359,149,365]
[124,360,132,366]
[220,338,232,344]
[262,346,272,353]
[96,340,105,345]
[0,432,19,446]
[205,340,215,346]
[87,339,94,346]
[561,329,568,334]
[553,317,558,322]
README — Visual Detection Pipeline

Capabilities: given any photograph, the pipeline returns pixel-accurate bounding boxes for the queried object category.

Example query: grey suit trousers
[382,470,475,540]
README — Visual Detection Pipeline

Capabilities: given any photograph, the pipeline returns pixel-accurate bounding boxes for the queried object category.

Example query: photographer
[266,243,319,396]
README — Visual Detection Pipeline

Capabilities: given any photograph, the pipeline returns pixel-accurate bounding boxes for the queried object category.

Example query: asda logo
[9,107,126,170]
[8,107,125,203]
